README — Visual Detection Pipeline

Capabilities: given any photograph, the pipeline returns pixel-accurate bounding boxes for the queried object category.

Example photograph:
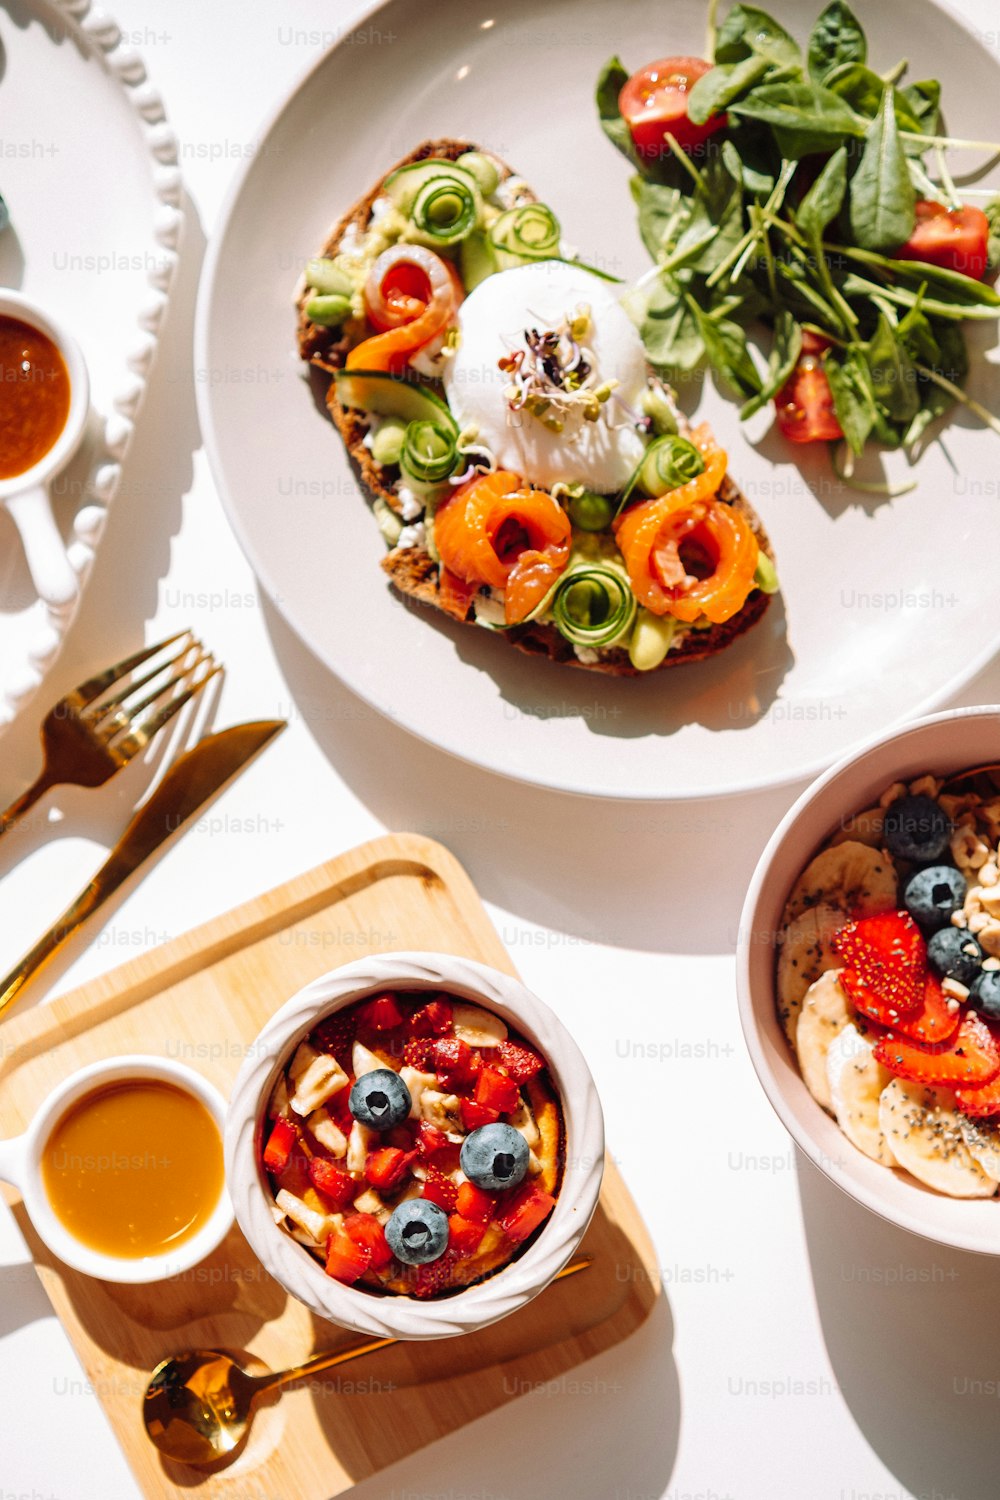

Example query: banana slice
[878,1079,999,1197]
[828,807,885,849]
[784,840,898,926]
[795,968,851,1111]
[776,902,844,1045]
[960,1117,1000,1180]
[451,1002,508,1046]
[826,1023,896,1165]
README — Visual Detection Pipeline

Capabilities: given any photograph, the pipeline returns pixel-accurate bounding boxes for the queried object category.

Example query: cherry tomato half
[896,200,990,282]
[619,57,726,163]
[774,332,844,445]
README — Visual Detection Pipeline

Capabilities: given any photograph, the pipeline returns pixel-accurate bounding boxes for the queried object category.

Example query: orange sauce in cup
[0,314,71,480]
[41,1080,224,1258]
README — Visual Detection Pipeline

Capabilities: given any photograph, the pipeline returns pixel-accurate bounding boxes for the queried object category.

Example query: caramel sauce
[41,1080,224,1258]
[0,314,71,480]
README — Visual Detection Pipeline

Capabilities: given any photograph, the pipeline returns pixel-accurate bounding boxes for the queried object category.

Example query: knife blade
[0,720,285,1019]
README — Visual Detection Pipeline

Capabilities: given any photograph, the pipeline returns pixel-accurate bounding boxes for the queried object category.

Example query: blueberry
[348,1069,411,1131]
[971,970,1000,1021]
[385,1199,449,1264]
[883,795,951,863]
[927,926,984,987]
[903,865,966,932]
[460,1123,529,1191]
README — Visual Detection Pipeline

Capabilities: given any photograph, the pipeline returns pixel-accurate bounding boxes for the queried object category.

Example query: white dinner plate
[0,0,181,728]
[197,0,1000,799]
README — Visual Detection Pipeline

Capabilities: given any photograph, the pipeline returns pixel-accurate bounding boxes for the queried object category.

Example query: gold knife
[0,720,285,1020]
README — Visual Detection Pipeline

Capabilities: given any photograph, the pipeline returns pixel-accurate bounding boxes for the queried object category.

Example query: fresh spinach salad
[596,0,1000,492]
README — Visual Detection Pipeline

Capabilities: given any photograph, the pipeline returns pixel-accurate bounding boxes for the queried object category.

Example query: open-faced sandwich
[295,140,779,675]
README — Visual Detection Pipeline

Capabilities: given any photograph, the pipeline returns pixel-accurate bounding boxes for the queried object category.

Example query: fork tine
[69,631,193,708]
[102,652,217,733]
[88,637,205,720]
[110,663,223,747]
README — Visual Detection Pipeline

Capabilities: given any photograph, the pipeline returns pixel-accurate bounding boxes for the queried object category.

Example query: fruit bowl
[225,952,605,1338]
[736,705,1000,1256]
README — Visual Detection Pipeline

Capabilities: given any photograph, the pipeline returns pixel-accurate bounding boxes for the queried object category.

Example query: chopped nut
[908,774,942,799]
[951,826,990,872]
[983,956,1000,972]
[942,978,970,1003]
[879,781,907,810]
[980,885,1000,918]
[980,860,1000,888]
[977,921,1000,957]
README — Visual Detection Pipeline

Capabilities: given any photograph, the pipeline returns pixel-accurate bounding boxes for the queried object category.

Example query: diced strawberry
[448,1213,487,1256]
[475,1066,520,1114]
[434,1038,480,1090]
[357,993,406,1031]
[364,1146,417,1192]
[274,1145,313,1199]
[874,1013,1000,1089]
[834,911,924,1019]
[497,1182,555,1244]
[456,1181,496,1225]
[329,1086,355,1132]
[308,1156,357,1208]
[385,1120,419,1152]
[262,1116,297,1174]
[461,1097,500,1131]
[324,1231,371,1284]
[412,1246,460,1299]
[411,999,453,1037]
[498,1041,545,1083]
[421,1168,459,1212]
[343,1212,394,1270]
[403,1038,437,1070]
[312,1007,356,1065]
[416,1122,451,1160]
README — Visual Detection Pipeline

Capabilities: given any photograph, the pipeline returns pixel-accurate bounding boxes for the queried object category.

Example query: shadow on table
[798,1153,1000,1500]
[262,597,800,956]
[0,1258,55,1339]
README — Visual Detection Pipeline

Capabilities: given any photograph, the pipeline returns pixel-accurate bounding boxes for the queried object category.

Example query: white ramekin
[0,287,90,608]
[737,704,1000,1256]
[0,1054,234,1282]
[225,952,605,1339]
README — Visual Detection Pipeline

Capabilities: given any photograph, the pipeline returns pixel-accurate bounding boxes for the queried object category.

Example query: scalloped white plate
[199,0,1000,799]
[0,0,181,728]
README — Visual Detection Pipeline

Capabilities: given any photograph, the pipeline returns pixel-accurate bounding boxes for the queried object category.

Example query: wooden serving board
[0,834,660,1499]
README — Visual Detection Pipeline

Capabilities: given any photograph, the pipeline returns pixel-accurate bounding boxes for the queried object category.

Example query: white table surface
[3,1,1000,1497]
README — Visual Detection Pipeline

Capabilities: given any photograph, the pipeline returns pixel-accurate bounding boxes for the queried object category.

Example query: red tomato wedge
[873,1013,1000,1089]
[613,428,757,624]
[434,470,571,624]
[619,57,726,161]
[774,331,843,444]
[896,200,990,281]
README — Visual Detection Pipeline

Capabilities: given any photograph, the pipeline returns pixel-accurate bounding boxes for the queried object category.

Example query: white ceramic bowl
[0,1054,233,1283]
[225,952,605,1339]
[737,705,1000,1256]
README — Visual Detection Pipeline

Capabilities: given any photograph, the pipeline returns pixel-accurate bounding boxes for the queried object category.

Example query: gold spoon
[941,764,1000,799]
[142,1256,593,1468]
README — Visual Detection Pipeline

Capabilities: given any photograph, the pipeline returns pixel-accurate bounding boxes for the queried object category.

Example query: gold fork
[0,632,221,839]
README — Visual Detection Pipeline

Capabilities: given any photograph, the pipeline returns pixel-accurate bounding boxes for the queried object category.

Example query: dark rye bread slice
[297,139,774,676]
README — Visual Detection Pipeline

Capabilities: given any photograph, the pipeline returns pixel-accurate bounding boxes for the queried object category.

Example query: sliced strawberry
[497,1181,555,1244]
[421,1168,459,1212]
[955,1072,1000,1118]
[364,1146,417,1193]
[874,1013,1000,1089]
[498,1041,545,1083]
[835,911,925,1019]
[460,1097,500,1131]
[844,968,961,1043]
[262,1116,298,1174]
[411,999,453,1037]
[308,1156,357,1208]
[357,993,406,1031]
[456,1181,496,1225]
[412,1246,461,1298]
[434,1037,480,1090]
[312,1009,356,1066]
[343,1212,394,1270]
[403,1038,437,1070]
[416,1122,451,1160]
[448,1213,487,1256]
[329,1086,356,1133]
[475,1066,520,1115]
[324,1230,371,1284]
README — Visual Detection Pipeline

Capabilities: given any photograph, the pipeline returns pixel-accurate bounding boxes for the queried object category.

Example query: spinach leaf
[903,325,965,447]
[688,54,771,125]
[895,300,941,366]
[596,56,639,166]
[665,157,747,275]
[726,121,782,194]
[848,87,916,252]
[900,79,942,149]
[630,177,688,261]
[689,300,764,398]
[848,250,1000,308]
[741,309,802,417]
[824,348,878,454]
[824,64,926,139]
[715,5,801,68]
[864,312,920,423]
[795,144,847,240]
[622,274,705,372]
[728,82,865,157]
[807,1,867,84]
